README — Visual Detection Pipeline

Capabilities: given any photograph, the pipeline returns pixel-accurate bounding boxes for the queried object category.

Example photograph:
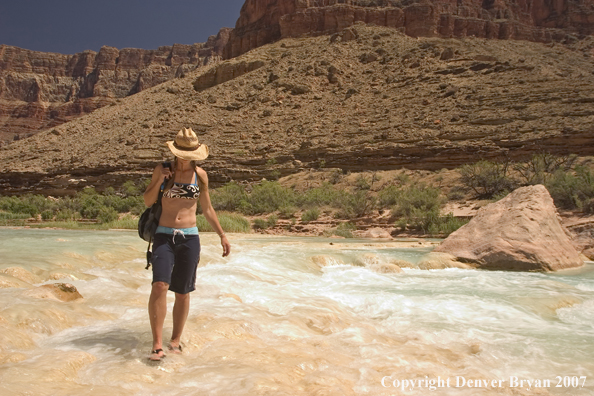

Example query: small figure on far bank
[143,127,231,361]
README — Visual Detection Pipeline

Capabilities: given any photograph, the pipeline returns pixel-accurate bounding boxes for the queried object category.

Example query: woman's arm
[197,167,231,257]
[143,164,171,207]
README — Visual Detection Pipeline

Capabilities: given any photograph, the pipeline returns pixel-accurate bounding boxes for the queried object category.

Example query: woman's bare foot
[149,348,166,361]
[167,342,183,354]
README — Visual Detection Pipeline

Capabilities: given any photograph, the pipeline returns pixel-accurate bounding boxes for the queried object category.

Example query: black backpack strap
[145,236,153,270]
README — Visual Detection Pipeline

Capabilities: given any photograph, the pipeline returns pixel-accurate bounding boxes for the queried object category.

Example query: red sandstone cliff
[0,28,231,143]
[224,0,594,58]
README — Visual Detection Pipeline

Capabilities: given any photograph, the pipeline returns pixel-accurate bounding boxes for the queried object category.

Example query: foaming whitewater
[0,228,593,396]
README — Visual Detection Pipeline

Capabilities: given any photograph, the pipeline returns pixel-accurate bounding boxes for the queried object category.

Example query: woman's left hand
[220,235,231,257]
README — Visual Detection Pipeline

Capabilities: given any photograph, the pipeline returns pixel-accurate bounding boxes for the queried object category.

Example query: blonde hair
[163,158,207,192]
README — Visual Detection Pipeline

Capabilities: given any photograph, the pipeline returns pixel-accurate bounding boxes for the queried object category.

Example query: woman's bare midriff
[159,197,198,229]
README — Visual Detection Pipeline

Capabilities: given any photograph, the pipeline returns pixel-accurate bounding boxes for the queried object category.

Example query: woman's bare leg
[148,281,169,357]
[170,292,190,350]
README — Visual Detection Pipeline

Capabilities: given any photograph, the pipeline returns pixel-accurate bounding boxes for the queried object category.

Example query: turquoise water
[0,228,592,395]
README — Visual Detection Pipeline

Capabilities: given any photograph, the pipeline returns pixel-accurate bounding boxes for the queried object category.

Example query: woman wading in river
[143,127,231,361]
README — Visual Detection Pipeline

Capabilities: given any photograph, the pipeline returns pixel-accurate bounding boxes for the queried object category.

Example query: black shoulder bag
[138,162,170,269]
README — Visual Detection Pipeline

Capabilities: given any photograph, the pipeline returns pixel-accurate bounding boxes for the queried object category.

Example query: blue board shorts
[151,226,201,294]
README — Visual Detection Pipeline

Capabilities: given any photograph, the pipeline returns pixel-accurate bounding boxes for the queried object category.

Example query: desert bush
[107,214,138,229]
[394,173,410,186]
[267,214,279,228]
[447,185,467,201]
[120,179,150,197]
[197,212,251,233]
[329,169,342,184]
[459,160,517,198]
[0,194,53,216]
[427,213,468,236]
[377,185,401,208]
[301,208,320,223]
[242,181,296,214]
[335,191,376,219]
[355,174,371,190]
[331,222,357,238]
[392,185,444,233]
[298,182,341,208]
[252,218,269,230]
[55,209,80,221]
[278,206,297,219]
[0,211,30,220]
[97,206,119,223]
[41,210,54,221]
[546,166,594,212]
[514,153,577,185]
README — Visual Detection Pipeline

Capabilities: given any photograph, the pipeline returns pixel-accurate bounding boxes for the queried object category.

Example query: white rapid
[0,228,592,396]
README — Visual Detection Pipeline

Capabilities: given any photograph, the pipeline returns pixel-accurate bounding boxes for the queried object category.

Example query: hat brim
[166,141,209,161]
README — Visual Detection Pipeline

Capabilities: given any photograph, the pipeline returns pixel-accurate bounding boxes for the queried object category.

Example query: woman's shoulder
[194,166,209,186]
[195,166,208,177]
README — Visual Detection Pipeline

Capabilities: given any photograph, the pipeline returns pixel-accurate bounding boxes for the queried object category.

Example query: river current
[0,228,592,396]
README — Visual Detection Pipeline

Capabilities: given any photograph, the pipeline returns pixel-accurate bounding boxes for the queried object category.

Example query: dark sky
[0,0,246,54]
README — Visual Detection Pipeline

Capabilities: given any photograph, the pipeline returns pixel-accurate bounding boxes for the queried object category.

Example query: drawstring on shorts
[172,228,185,243]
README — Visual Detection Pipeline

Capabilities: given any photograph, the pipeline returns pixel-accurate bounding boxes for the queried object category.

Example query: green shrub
[121,180,147,197]
[106,214,138,229]
[0,211,30,220]
[546,166,594,212]
[97,206,119,223]
[377,185,401,208]
[335,191,376,219]
[242,181,296,214]
[266,214,278,228]
[270,170,281,180]
[459,160,517,198]
[41,210,54,221]
[392,185,443,233]
[0,194,52,216]
[55,209,80,221]
[355,174,371,190]
[252,218,269,230]
[514,153,577,185]
[331,222,356,238]
[301,208,320,223]
[427,213,468,236]
[278,206,296,219]
[329,169,342,184]
[197,212,251,233]
[394,173,410,186]
[123,196,146,215]
[447,185,467,201]
[298,182,341,207]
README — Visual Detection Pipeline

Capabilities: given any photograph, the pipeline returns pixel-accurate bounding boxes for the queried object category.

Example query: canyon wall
[224,0,594,58]
[0,28,231,143]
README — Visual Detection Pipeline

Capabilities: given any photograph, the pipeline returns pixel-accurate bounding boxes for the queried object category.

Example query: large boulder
[433,185,583,272]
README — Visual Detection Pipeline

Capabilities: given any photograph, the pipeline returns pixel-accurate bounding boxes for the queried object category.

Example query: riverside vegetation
[1,154,593,237]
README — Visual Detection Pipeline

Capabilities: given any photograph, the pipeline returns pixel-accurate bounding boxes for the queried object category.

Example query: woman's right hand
[160,165,172,182]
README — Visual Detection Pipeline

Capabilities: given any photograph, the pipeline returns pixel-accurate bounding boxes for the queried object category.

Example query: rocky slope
[0,25,593,195]
[0,28,231,144]
[225,0,594,58]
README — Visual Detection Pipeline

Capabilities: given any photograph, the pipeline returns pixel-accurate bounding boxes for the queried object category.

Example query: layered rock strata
[0,26,593,195]
[0,28,231,143]
[225,0,594,58]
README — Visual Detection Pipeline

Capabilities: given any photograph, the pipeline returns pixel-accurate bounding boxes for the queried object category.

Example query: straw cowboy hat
[166,128,209,161]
